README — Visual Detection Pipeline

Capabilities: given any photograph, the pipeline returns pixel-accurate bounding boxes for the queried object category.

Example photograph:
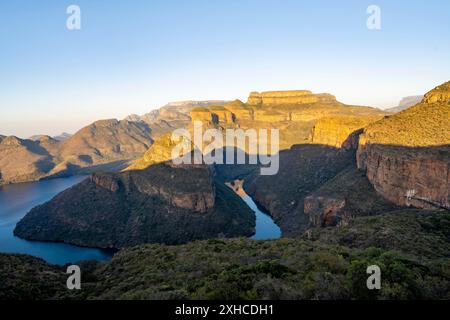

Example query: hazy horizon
[1,0,449,137]
[0,90,429,139]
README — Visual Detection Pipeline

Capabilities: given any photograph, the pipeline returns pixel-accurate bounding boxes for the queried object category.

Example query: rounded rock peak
[423,80,450,104]
[1,136,24,146]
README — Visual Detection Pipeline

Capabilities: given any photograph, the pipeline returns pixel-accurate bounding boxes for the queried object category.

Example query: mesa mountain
[385,95,424,113]
[0,93,386,185]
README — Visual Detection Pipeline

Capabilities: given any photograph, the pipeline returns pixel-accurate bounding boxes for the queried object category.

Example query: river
[0,176,113,265]
[0,176,281,265]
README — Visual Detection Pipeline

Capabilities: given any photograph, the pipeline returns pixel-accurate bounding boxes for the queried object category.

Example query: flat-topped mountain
[1,89,388,185]
[247,90,337,105]
[357,81,450,209]
[188,90,387,150]
[385,95,424,113]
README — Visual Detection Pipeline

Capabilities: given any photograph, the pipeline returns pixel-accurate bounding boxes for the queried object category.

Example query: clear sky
[1,0,449,138]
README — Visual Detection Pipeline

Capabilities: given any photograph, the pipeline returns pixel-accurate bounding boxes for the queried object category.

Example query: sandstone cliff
[187,90,387,150]
[310,115,384,148]
[304,168,397,227]
[247,90,336,105]
[357,81,450,209]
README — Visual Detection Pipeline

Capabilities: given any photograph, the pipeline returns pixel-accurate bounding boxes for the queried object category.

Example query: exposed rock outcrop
[247,90,336,105]
[310,116,384,148]
[357,81,450,209]
[357,145,449,209]
[244,145,356,236]
[303,168,397,228]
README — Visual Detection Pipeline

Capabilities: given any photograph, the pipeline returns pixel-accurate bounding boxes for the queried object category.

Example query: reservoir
[0,176,113,265]
[0,177,281,266]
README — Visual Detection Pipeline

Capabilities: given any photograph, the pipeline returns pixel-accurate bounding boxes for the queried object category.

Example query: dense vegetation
[1,210,449,300]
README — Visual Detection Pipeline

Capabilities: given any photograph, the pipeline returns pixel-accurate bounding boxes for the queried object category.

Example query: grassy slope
[360,98,450,147]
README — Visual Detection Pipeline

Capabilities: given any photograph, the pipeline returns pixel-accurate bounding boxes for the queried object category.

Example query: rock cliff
[247,90,336,105]
[310,115,384,148]
[357,81,450,209]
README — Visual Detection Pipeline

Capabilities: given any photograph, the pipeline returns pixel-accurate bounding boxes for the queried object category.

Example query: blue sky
[1,0,449,137]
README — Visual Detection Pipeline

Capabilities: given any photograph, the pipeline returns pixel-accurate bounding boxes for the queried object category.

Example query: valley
[1,81,449,300]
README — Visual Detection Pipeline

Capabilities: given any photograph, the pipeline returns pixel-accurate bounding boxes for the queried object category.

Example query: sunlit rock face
[357,81,450,209]
[310,116,384,148]
[247,90,336,105]
[423,82,450,103]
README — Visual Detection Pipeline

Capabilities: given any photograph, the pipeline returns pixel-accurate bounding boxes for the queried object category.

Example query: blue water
[240,193,282,240]
[0,176,113,265]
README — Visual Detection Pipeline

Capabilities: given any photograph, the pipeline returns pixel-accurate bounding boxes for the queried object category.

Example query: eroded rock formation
[357,81,450,209]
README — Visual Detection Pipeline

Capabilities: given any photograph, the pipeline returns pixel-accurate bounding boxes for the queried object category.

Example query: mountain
[188,90,387,150]
[2,91,387,186]
[385,95,424,113]
[0,119,153,185]
[0,136,57,184]
[53,132,72,141]
[29,133,72,141]
[14,161,255,248]
[357,81,450,209]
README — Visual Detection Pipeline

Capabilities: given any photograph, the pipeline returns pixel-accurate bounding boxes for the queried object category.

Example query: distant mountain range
[29,132,72,142]
[385,95,424,113]
[0,95,387,186]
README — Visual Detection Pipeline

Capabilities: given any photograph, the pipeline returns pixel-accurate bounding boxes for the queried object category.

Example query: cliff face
[186,90,387,151]
[247,90,336,105]
[310,116,384,148]
[357,81,450,209]
[244,145,356,236]
[303,168,397,228]
[14,163,254,248]
[357,145,449,209]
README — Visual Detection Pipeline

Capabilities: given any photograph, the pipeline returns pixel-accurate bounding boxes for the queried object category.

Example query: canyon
[2,82,450,301]
[10,82,450,249]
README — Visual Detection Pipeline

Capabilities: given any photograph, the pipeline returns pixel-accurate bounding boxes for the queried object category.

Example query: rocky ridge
[357,81,450,209]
